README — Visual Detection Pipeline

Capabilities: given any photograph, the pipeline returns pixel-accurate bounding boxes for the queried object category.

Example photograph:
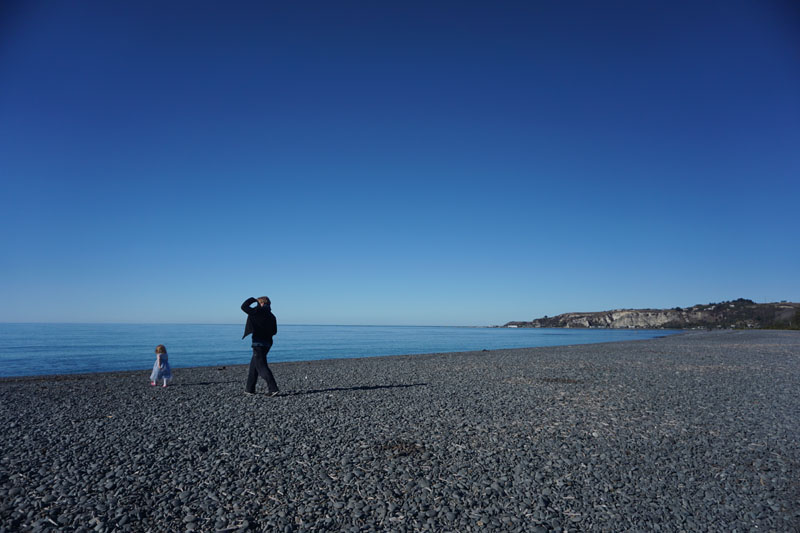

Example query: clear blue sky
[1,1,798,325]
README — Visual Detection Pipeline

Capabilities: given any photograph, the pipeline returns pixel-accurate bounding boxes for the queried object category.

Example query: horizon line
[0,321,491,328]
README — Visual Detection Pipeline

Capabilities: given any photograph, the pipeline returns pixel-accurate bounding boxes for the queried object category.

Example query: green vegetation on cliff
[505,299,800,329]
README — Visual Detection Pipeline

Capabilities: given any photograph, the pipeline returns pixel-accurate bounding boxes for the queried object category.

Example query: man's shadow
[177,380,241,387]
[283,382,427,397]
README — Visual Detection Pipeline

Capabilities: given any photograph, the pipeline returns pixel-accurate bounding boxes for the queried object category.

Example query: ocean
[0,323,679,378]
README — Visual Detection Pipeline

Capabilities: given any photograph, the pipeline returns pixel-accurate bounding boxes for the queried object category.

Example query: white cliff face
[531,309,724,328]
[609,311,676,328]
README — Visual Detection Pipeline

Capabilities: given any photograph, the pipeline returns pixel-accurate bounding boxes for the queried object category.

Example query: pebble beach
[1,330,798,532]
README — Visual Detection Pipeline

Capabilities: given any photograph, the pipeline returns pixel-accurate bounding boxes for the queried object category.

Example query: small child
[149,344,172,388]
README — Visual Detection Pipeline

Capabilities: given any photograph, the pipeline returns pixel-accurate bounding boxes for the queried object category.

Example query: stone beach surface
[1,330,798,532]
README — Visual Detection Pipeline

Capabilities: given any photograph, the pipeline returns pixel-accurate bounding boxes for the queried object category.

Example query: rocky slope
[505,299,800,329]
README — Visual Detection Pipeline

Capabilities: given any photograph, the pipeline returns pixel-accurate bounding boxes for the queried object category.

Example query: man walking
[241,296,279,396]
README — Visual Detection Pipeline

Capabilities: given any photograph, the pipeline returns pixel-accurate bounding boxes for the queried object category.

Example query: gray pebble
[0,330,798,532]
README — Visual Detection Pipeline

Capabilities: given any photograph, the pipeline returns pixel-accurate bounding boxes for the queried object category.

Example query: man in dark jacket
[241,296,279,395]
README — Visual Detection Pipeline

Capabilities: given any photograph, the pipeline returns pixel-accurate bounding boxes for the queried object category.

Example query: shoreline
[2,330,798,531]
[0,330,685,381]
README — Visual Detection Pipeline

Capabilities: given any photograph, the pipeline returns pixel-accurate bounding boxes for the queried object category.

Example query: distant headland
[503,298,800,330]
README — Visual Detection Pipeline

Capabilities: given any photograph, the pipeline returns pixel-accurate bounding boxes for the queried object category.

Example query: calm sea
[0,323,679,378]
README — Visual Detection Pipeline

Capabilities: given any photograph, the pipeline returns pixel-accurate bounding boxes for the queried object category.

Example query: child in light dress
[150,344,172,387]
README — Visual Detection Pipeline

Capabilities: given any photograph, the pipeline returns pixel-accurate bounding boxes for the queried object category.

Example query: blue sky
[1,1,798,325]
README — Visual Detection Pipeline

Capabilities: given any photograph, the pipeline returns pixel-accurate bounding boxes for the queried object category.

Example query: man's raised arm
[241,297,258,314]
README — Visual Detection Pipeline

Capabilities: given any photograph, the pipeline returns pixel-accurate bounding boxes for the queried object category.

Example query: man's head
[257,296,271,307]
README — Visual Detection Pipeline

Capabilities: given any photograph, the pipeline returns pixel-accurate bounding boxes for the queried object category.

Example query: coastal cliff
[504,299,800,329]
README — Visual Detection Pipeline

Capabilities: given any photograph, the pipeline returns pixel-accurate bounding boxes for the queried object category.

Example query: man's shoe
[267,391,279,397]
[244,391,257,395]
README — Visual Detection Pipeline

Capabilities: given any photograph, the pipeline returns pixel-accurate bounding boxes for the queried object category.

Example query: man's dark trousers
[246,341,278,393]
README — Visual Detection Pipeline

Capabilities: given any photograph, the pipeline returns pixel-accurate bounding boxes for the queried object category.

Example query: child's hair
[155,344,167,354]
